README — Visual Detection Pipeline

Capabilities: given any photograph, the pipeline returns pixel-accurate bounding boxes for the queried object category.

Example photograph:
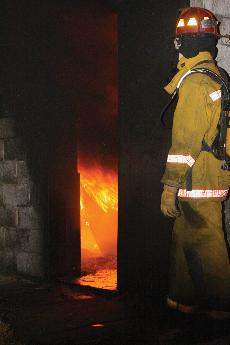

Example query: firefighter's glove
[161,185,181,218]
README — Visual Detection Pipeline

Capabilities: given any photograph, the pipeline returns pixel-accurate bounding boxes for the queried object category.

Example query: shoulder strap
[177,67,230,100]
[160,90,177,128]
[160,65,230,128]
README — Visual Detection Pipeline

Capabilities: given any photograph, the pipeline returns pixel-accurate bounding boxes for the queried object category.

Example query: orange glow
[56,287,95,300]
[79,164,118,258]
[91,324,105,328]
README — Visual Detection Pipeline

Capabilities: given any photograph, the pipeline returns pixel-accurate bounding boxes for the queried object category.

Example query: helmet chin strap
[174,38,184,60]
[174,37,182,50]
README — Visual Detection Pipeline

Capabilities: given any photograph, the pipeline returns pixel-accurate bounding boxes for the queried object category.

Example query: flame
[80,193,102,257]
[81,169,118,213]
[79,165,118,259]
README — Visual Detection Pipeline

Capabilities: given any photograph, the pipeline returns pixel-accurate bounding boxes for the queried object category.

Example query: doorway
[72,2,118,290]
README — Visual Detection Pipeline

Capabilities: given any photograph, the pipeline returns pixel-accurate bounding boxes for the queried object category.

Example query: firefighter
[161,7,230,320]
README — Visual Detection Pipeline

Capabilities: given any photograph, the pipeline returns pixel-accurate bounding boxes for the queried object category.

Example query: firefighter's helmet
[176,7,219,37]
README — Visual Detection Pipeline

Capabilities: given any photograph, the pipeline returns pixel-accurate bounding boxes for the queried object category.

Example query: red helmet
[176,7,219,37]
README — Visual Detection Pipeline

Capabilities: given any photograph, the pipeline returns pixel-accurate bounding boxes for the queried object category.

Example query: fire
[81,168,118,213]
[79,165,118,259]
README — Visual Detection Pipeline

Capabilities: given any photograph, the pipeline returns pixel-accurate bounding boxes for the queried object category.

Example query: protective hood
[179,34,218,58]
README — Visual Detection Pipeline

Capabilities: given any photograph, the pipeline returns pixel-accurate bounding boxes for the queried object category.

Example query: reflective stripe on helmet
[209,89,221,101]
[178,189,228,198]
[187,17,198,26]
[167,154,195,167]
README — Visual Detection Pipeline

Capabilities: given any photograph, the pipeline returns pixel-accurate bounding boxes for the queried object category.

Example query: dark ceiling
[99,0,125,11]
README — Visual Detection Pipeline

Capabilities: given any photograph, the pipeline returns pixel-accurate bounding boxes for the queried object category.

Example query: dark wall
[1,0,81,277]
[1,0,117,278]
[118,0,189,303]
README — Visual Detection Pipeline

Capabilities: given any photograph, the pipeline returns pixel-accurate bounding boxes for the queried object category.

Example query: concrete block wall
[190,0,230,242]
[190,0,230,74]
[0,117,43,277]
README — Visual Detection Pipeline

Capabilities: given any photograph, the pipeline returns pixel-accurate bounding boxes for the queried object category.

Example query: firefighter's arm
[161,76,210,188]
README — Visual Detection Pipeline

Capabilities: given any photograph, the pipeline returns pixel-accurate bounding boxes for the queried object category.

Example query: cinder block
[218,16,230,38]
[4,138,26,161]
[0,186,3,207]
[16,161,31,183]
[2,184,31,207]
[217,45,230,75]
[18,207,42,229]
[0,249,16,272]
[15,229,30,252]
[0,227,6,249]
[0,140,4,161]
[27,229,43,253]
[5,228,17,249]
[190,0,204,6]
[204,0,230,16]
[16,252,44,277]
[0,207,18,227]
[0,161,17,183]
[0,118,15,139]
[16,229,42,254]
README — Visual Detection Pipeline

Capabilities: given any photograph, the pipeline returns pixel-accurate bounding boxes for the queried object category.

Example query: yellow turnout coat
[162,51,230,200]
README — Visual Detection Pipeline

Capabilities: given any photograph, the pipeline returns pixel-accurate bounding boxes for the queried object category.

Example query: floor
[0,274,230,345]
[75,255,117,290]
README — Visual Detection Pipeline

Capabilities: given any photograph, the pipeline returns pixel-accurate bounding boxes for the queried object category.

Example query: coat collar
[164,52,214,94]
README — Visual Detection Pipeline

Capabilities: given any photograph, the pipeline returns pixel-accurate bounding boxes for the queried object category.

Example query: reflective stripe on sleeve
[209,89,221,102]
[178,189,228,198]
[167,154,195,168]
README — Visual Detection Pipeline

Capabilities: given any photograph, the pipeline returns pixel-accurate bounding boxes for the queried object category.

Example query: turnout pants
[169,199,230,311]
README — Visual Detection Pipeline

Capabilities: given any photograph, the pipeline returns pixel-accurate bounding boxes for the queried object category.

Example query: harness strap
[201,140,213,153]
[186,169,193,191]
[186,140,213,191]
[160,90,177,128]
